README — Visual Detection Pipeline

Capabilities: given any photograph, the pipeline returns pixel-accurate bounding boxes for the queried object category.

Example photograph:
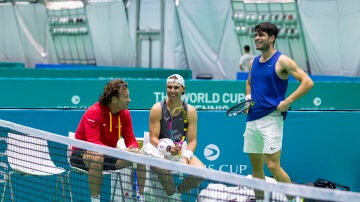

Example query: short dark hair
[244,45,250,52]
[99,79,128,106]
[254,22,279,40]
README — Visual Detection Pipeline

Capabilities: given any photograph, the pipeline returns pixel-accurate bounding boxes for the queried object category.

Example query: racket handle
[132,163,141,199]
[174,141,183,157]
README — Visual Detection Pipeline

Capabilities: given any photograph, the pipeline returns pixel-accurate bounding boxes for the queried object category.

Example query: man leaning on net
[69,79,146,202]
[143,74,205,200]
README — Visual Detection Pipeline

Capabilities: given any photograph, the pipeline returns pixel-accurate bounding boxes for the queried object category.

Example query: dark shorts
[70,149,118,171]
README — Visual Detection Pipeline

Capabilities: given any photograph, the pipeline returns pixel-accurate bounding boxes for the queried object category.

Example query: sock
[90,195,100,202]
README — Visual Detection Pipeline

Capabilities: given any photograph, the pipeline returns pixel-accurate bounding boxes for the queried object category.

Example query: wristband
[182,149,193,161]
[245,94,251,101]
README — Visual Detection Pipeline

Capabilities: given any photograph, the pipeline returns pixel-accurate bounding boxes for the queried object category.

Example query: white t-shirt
[239,53,255,71]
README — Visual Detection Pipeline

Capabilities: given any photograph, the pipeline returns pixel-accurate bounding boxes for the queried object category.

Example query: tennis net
[0,119,359,202]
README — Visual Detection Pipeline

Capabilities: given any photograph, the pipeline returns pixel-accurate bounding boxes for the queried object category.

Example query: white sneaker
[168,192,182,202]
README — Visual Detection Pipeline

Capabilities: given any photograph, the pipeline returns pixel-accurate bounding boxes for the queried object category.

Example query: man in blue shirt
[243,22,314,200]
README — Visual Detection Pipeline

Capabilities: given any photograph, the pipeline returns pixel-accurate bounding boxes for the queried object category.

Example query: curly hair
[255,22,279,42]
[99,79,128,106]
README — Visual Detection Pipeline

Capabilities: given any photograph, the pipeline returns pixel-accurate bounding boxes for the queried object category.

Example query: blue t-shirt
[247,51,288,121]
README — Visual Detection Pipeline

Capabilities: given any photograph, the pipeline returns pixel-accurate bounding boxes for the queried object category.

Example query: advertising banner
[0,78,359,110]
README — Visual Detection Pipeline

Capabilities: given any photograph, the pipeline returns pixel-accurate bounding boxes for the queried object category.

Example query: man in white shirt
[239,45,255,71]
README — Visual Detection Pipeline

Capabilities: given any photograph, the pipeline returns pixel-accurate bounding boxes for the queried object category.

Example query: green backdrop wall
[0,78,359,110]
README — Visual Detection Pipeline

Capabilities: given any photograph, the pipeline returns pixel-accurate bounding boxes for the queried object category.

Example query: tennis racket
[131,163,141,200]
[226,99,254,117]
[169,106,188,142]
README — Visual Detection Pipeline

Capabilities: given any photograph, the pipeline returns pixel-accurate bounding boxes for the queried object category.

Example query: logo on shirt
[87,118,96,123]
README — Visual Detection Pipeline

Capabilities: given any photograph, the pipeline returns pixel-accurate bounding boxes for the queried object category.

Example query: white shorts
[243,111,284,154]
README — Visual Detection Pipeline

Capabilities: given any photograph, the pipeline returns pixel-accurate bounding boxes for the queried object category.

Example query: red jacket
[75,102,138,148]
